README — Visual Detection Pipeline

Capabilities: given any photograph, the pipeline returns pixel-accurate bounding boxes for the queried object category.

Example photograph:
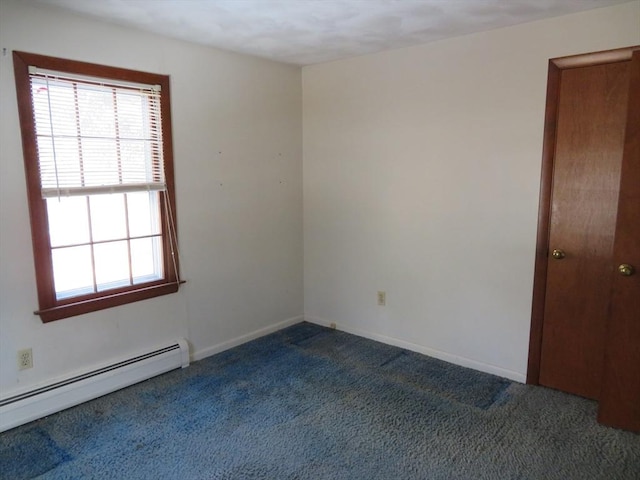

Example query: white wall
[0,0,303,395]
[303,1,640,381]
[2,0,638,397]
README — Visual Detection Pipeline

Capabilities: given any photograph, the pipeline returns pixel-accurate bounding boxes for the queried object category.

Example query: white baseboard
[305,315,526,383]
[191,315,304,362]
[0,339,190,433]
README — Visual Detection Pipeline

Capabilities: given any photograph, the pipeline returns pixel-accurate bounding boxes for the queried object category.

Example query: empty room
[0,0,638,478]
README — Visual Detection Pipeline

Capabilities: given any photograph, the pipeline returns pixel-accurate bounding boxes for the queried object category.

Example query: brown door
[538,55,629,399]
[528,46,640,431]
[598,50,640,432]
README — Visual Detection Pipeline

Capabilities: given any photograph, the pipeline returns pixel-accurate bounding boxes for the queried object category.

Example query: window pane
[47,82,77,137]
[120,140,148,184]
[52,245,94,299]
[131,236,163,283]
[82,138,119,186]
[90,194,127,242]
[32,79,52,136]
[54,138,83,188]
[116,92,144,138]
[77,87,116,138]
[127,191,160,237]
[36,136,82,189]
[94,241,130,291]
[47,196,90,247]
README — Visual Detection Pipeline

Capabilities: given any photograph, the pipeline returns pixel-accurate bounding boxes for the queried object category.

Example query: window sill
[35,282,182,322]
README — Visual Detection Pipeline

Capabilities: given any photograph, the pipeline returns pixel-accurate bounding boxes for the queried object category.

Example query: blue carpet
[1,322,638,479]
[0,428,70,478]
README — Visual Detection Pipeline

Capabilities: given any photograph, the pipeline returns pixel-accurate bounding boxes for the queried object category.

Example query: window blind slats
[28,66,161,92]
[41,183,166,198]
[30,72,165,198]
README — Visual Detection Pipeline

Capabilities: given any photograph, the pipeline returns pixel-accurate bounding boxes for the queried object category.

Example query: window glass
[131,236,163,283]
[94,241,130,291]
[116,92,144,137]
[52,245,94,299]
[48,82,77,137]
[120,141,147,184]
[77,87,116,137]
[127,191,160,237]
[82,138,120,186]
[90,194,127,242]
[47,196,90,247]
[32,81,53,136]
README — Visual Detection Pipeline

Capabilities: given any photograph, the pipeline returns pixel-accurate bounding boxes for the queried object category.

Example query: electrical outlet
[18,348,33,370]
[377,291,386,306]
[329,322,337,329]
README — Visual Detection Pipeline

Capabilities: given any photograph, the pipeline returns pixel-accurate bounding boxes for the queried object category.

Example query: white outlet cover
[18,349,33,370]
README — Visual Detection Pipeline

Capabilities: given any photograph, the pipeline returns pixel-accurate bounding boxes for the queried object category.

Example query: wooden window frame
[13,51,180,322]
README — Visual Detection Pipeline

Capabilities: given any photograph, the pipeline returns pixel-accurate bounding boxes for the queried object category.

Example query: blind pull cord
[164,192,182,285]
[43,75,62,200]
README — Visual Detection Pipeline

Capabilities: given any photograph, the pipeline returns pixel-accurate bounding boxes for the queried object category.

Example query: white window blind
[29,67,165,198]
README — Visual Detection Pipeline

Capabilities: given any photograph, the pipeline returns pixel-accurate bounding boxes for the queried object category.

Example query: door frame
[527,45,640,385]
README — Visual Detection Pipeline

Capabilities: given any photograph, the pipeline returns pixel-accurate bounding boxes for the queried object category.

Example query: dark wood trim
[552,45,640,70]
[527,45,640,385]
[36,282,181,322]
[13,51,56,310]
[526,60,560,384]
[12,51,180,322]
[157,76,180,284]
[13,51,170,88]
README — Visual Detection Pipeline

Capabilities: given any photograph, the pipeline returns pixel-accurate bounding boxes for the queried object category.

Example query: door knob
[551,249,565,260]
[618,264,635,276]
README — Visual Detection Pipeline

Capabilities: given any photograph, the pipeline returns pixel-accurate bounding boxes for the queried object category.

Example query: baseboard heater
[0,338,189,433]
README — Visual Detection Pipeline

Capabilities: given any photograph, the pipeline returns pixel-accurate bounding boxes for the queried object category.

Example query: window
[13,51,180,322]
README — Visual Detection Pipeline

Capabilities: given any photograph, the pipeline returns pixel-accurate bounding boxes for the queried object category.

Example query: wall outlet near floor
[377,291,386,306]
[18,348,33,370]
[329,322,336,329]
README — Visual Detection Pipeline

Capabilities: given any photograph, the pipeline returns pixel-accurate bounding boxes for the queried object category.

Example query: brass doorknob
[551,249,565,260]
[618,264,635,276]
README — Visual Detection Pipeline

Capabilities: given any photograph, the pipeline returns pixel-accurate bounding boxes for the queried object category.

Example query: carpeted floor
[1,322,638,479]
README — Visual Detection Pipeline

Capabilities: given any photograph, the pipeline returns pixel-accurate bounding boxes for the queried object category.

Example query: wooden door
[528,46,640,428]
[598,50,640,432]
[538,57,629,399]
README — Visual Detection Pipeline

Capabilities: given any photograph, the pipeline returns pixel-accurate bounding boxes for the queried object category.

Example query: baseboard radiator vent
[0,338,189,433]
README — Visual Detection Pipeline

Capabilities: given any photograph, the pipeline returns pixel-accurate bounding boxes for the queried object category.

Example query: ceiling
[33,0,630,65]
